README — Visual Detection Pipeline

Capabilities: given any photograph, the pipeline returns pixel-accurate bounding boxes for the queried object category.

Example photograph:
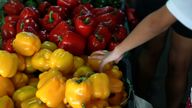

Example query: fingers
[90,50,108,56]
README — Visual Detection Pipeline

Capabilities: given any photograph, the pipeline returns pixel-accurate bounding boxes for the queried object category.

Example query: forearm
[116,6,176,55]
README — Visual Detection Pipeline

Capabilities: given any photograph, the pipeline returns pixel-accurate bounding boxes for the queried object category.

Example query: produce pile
[0,0,130,108]
[1,0,128,55]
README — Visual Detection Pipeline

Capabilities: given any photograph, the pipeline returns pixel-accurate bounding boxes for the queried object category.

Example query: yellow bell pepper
[73,65,94,77]
[49,49,74,74]
[13,32,41,56]
[21,97,48,108]
[0,50,18,77]
[41,41,57,51]
[0,95,14,108]
[11,72,29,89]
[88,73,110,99]
[105,66,122,79]
[109,77,123,93]
[31,49,52,72]
[87,57,113,72]
[72,56,85,72]
[37,69,62,89]
[28,77,39,88]
[17,54,26,71]
[0,76,15,97]
[13,85,37,107]
[36,75,66,107]
[65,77,92,108]
[25,56,36,73]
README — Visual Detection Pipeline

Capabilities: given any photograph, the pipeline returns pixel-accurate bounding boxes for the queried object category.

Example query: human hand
[89,49,123,72]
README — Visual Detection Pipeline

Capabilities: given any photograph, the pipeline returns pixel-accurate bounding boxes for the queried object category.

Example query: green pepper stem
[83,17,90,25]
[49,11,54,23]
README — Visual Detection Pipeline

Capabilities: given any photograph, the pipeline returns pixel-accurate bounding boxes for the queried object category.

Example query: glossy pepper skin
[37,69,62,89]
[112,24,128,42]
[72,56,85,72]
[88,73,110,99]
[57,0,80,10]
[4,15,19,25]
[38,1,51,17]
[3,0,24,15]
[88,33,107,54]
[105,66,122,79]
[2,38,15,53]
[13,85,37,107]
[74,15,94,38]
[49,49,74,74]
[36,75,66,107]
[48,6,68,19]
[16,18,39,35]
[73,65,94,77]
[19,7,40,21]
[49,21,71,44]
[31,49,52,72]
[94,9,125,31]
[41,41,58,51]
[0,76,15,97]
[65,77,92,108]
[91,6,114,17]
[72,4,93,20]
[1,22,16,40]
[0,95,14,108]
[0,50,18,77]
[13,32,41,56]
[25,56,37,73]
[11,72,29,89]
[58,31,86,56]
[40,11,62,31]
[21,97,48,108]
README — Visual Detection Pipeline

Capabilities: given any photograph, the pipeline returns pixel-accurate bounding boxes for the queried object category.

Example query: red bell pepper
[95,24,111,44]
[1,22,16,40]
[49,21,72,44]
[91,6,114,17]
[58,31,86,56]
[38,1,51,17]
[16,18,39,35]
[74,15,94,38]
[108,41,119,51]
[4,16,19,25]
[88,33,107,53]
[113,24,127,42]
[2,38,15,53]
[48,6,68,19]
[57,0,80,10]
[3,0,24,15]
[19,7,40,21]
[38,29,48,42]
[72,4,93,20]
[40,11,62,31]
[94,9,125,31]
[126,8,138,29]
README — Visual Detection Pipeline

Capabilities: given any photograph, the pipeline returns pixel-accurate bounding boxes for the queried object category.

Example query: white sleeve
[166,0,192,30]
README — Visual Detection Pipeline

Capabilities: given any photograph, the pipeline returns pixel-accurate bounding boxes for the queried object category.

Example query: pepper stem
[76,77,87,84]
[20,22,24,30]
[82,103,86,108]
[83,17,90,25]
[95,33,103,42]
[49,11,54,23]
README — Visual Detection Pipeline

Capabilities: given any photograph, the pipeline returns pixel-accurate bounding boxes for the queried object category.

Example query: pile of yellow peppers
[0,32,128,108]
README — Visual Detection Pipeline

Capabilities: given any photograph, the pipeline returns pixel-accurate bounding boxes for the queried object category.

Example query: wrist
[114,46,124,57]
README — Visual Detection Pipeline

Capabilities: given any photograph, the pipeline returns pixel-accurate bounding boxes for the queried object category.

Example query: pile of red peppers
[1,0,129,55]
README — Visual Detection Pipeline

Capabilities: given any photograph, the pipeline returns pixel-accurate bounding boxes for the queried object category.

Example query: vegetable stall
[0,0,138,108]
